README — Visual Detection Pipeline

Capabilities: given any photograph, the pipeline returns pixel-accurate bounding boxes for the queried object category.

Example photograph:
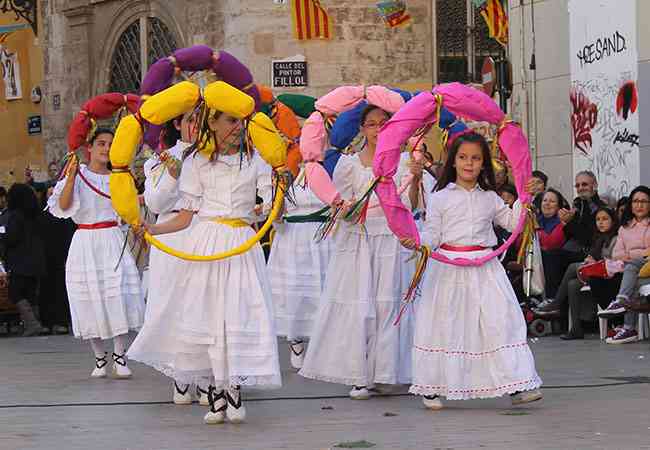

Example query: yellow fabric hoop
[109,80,288,262]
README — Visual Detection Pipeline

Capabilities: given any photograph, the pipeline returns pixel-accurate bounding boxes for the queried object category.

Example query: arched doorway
[108,16,178,94]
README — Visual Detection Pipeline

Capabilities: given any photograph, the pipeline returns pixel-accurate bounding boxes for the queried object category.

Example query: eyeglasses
[362,121,386,129]
[575,182,591,188]
[632,199,650,205]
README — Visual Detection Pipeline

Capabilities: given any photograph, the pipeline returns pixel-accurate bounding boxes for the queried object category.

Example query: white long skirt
[170,221,281,389]
[299,222,412,386]
[127,215,192,381]
[65,227,144,340]
[267,221,331,340]
[410,248,542,400]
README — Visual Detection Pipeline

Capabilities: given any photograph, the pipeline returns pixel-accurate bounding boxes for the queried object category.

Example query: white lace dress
[48,165,144,340]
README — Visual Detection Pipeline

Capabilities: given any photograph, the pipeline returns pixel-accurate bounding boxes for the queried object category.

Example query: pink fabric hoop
[300,85,405,206]
[373,83,533,267]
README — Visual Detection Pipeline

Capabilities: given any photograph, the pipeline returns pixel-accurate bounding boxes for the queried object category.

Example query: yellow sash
[212,218,249,228]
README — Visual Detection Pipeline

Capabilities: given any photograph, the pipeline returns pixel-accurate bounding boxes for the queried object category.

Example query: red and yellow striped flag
[291,0,333,40]
[480,0,508,47]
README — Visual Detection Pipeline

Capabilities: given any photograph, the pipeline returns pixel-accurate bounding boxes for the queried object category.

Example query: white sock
[89,338,105,358]
[113,334,129,356]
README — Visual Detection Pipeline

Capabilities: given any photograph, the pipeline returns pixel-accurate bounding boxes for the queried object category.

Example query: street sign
[272,59,308,88]
[481,56,496,97]
[27,115,41,135]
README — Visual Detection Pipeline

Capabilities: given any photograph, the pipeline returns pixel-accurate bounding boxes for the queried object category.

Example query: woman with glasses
[299,104,423,400]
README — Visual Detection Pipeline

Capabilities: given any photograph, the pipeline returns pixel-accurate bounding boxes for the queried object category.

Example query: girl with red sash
[48,128,144,379]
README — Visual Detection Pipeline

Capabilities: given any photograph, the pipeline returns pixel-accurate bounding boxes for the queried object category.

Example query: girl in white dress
[48,128,145,379]
[145,111,281,425]
[267,174,332,369]
[127,113,210,406]
[404,131,542,410]
[299,105,423,400]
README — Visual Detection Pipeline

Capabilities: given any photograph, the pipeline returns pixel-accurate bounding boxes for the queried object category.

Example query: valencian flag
[291,0,333,40]
[475,0,509,48]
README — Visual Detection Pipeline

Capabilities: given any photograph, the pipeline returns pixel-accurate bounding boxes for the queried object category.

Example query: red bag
[578,259,624,282]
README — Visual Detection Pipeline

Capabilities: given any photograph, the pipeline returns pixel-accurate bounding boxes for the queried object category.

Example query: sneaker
[349,386,371,400]
[511,389,543,405]
[422,395,443,410]
[173,382,192,405]
[111,352,132,379]
[196,386,210,406]
[597,298,628,318]
[203,386,227,425]
[225,385,246,424]
[91,353,108,378]
[606,328,638,344]
[289,340,305,370]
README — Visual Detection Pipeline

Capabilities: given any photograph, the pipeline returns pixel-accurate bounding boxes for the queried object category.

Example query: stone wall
[41,0,434,162]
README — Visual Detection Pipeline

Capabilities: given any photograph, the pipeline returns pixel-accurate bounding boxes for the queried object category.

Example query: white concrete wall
[509,0,648,200]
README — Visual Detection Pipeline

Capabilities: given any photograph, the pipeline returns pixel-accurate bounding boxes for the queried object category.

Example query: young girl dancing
[48,128,145,378]
[406,131,542,410]
[299,105,423,400]
[145,109,281,425]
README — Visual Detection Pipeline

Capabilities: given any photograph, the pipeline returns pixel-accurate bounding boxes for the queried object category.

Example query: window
[436,0,504,83]
[108,17,178,94]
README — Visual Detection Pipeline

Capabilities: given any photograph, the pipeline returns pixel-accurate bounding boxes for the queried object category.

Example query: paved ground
[1,333,650,450]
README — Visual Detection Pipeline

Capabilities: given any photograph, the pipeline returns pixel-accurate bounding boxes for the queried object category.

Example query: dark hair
[7,183,40,219]
[542,188,570,210]
[620,185,650,227]
[498,183,518,199]
[590,207,619,260]
[89,127,114,145]
[360,104,389,125]
[531,170,548,188]
[616,196,629,210]
[435,131,496,192]
[160,117,182,149]
[0,186,6,197]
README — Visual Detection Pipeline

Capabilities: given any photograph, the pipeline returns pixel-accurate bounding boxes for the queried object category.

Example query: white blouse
[423,183,521,249]
[179,151,272,223]
[48,165,118,225]
[143,140,191,215]
[286,168,329,217]
[332,152,411,235]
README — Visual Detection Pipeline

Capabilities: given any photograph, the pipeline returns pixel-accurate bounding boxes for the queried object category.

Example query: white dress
[410,183,542,400]
[127,141,196,380]
[299,153,413,386]
[267,181,332,340]
[170,151,281,389]
[48,165,144,340]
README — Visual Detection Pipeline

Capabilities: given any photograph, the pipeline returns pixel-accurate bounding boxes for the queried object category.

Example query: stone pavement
[1,334,650,450]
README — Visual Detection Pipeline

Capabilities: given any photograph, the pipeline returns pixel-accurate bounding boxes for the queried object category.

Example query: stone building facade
[41,0,440,162]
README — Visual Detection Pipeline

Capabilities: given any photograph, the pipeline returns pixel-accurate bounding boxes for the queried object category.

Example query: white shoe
[204,387,227,425]
[196,386,210,406]
[111,353,132,379]
[422,395,443,410]
[91,353,108,378]
[173,382,192,405]
[289,340,305,370]
[225,386,246,424]
[511,389,543,405]
[349,386,371,400]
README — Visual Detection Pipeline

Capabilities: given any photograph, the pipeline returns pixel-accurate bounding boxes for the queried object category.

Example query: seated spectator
[537,189,569,251]
[597,185,650,344]
[541,171,607,300]
[498,183,518,208]
[494,160,509,192]
[616,196,628,221]
[535,207,620,339]
[530,170,548,212]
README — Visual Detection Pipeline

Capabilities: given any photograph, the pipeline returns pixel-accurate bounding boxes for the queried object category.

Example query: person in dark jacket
[0,183,47,336]
[37,186,76,334]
